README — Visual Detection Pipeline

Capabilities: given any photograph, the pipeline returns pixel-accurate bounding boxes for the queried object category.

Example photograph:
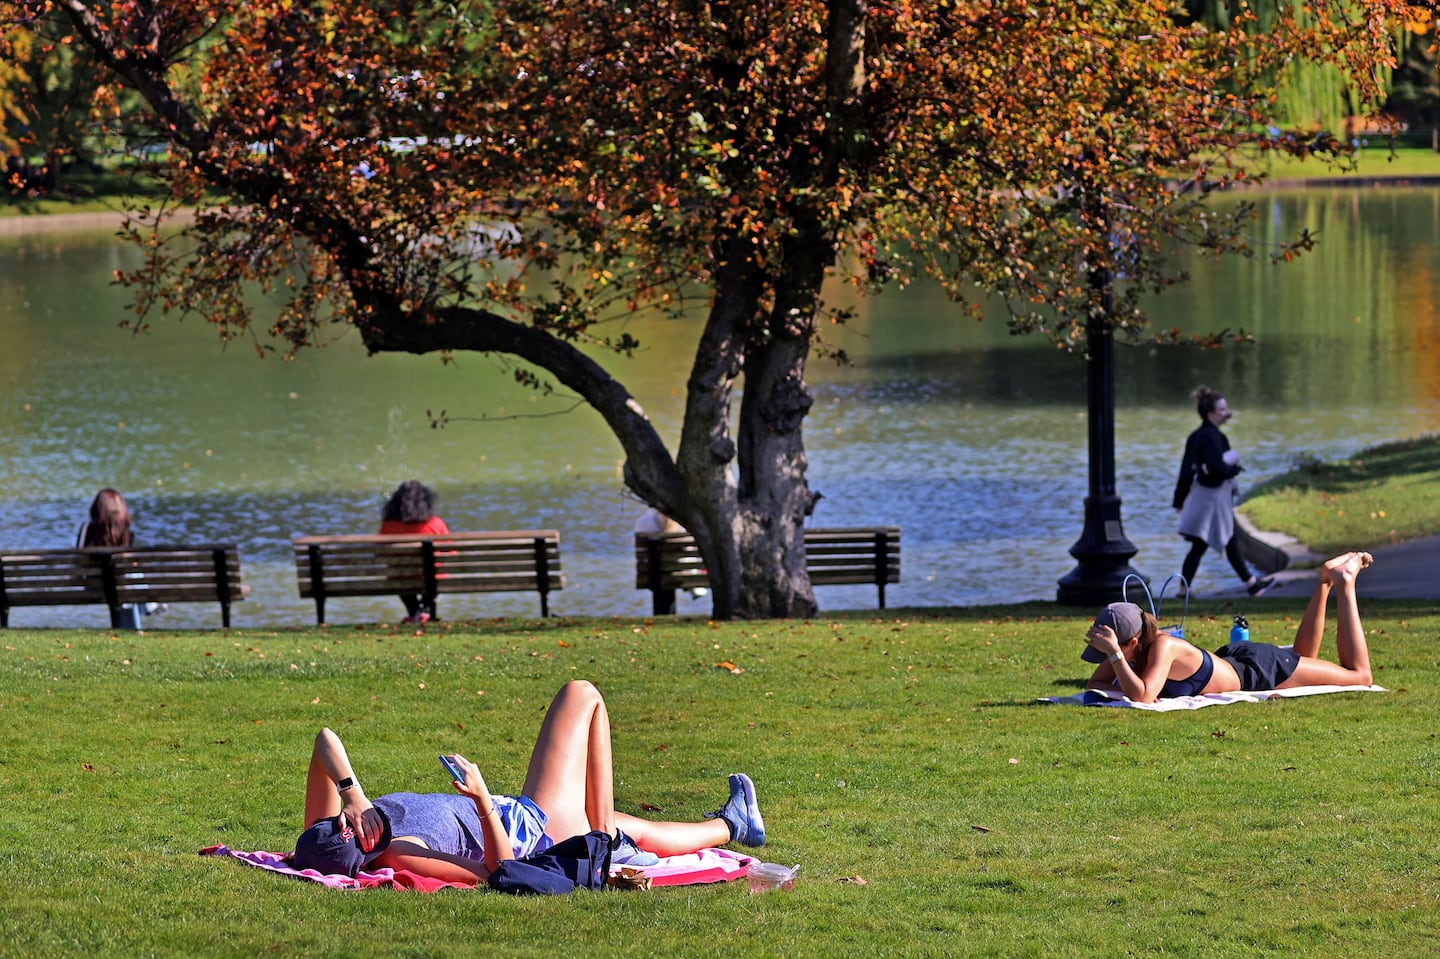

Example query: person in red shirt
[380,480,450,623]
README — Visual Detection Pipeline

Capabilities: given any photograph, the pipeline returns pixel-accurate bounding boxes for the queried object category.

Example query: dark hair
[1134,611,1164,650]
[84,488,134,547]
[382,480,437,524]
[1192,385,1224,419]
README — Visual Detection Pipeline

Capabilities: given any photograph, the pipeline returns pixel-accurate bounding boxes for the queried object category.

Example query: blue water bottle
[1230,615,1249,645]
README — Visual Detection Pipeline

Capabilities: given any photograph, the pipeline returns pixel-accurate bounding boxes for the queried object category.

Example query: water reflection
[1,189,1438,627]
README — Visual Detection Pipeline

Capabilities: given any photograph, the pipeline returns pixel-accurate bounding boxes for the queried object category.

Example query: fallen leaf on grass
[715,661,744,674]
[639,802,662,812]
[837,875,867,885]
[971,824,991,833]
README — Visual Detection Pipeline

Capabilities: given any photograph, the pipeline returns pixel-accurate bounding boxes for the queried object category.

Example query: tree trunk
[735,330,819,618]
[733,230,828,619]
[668,236,759,620]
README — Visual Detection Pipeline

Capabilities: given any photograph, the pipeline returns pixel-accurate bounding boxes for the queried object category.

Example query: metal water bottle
[1230,615,1249,645]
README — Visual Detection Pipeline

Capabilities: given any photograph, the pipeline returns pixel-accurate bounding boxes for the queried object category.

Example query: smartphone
[439,754,466,783]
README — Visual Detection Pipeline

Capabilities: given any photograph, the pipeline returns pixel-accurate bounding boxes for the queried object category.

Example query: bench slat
[634,526,900,611]
[1,545,246,628]
[292,531,563,623]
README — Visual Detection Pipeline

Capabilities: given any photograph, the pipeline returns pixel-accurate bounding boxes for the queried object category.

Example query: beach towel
[1040,684,1387,711]
[200,843,752,891]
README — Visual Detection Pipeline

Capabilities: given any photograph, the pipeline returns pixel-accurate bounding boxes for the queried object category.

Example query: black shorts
[1214,642,1301,691]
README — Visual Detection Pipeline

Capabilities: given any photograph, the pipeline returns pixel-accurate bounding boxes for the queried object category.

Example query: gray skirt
[1178,479,1236,552]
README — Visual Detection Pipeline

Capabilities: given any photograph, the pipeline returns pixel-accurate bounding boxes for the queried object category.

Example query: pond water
[2,188,1438,628]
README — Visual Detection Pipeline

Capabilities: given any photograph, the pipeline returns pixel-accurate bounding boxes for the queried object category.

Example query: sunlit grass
[1250,143,1440,181]
[1242,435,1440,556]
[2,603,1437,958]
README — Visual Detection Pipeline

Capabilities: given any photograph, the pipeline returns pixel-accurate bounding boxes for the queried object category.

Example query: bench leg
[653,588,677,616]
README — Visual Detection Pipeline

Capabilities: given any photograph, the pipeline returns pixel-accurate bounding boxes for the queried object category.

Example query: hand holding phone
[439,754,466,784]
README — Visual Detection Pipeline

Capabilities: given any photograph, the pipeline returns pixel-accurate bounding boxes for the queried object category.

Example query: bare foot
[1323,552,1355,574]
[1327,552,1372,586]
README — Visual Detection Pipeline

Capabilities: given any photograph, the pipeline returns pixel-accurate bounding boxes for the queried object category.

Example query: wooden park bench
[635,526,901,614]
[292,530,564,624]
[0,544,248,628]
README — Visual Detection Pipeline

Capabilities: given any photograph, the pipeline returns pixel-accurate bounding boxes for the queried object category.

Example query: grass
[1254,142,1440,181]
[1,164,170,217]
[1242,434,1440,556]
[3,603,1439,958]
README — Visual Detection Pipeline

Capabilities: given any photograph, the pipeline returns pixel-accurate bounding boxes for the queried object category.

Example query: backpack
[486,830,616,895]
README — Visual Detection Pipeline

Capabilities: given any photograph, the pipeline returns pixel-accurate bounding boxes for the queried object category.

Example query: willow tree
[0,0,1422,618]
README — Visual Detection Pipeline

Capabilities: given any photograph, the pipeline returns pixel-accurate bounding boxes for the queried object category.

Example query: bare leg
[1331,552,1374,677]
[1281,552,1374,688]
[1290,553,1347,657]
[519,681,740,854]
[614,810,729,856]
[520,680,616,841]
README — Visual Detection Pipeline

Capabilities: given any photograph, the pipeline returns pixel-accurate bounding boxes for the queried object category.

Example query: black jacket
[1172,420,1241,509]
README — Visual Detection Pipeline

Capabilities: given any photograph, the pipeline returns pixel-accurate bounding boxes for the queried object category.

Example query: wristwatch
[336,776,356,793]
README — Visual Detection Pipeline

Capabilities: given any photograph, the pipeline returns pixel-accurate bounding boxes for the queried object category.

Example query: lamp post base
[1056,493,1146,607]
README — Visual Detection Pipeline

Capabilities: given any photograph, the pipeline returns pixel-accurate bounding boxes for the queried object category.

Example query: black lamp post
[1056,197,1145,605]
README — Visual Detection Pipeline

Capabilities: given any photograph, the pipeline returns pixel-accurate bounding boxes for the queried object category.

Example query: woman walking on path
[1172,385,1273,596]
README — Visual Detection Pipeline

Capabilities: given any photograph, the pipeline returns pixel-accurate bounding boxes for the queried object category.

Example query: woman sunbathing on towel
[291,680,764,881]
[1082,551,1375,704]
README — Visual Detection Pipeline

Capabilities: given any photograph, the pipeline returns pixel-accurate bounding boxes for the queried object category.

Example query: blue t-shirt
[373,792,552,861]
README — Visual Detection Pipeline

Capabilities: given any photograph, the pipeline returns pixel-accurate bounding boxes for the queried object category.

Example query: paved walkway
[1256,534,1440,601]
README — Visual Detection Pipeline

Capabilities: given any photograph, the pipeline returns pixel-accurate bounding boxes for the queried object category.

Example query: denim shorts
[500,794,555,858]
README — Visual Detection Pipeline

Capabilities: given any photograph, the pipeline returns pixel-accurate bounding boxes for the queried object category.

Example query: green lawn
[3,605,1438,958]
[1242,434,1440,557]
[1254,142,1440,181]
[1,164,170,217]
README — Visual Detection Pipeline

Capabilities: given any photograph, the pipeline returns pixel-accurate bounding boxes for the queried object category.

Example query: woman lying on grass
[1083,551,1376,704]
[291,680,765,881]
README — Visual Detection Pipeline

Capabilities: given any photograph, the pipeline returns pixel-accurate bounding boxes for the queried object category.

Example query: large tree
[0,0,1424,618]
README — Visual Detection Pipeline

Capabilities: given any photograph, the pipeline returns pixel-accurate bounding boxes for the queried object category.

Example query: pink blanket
[199,844,752,891]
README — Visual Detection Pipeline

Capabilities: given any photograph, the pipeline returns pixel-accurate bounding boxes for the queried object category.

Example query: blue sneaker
[706,773,765,847]
[611,829,659,867]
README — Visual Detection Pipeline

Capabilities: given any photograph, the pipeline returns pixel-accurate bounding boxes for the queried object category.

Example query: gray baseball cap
[1081,602,1144,663]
